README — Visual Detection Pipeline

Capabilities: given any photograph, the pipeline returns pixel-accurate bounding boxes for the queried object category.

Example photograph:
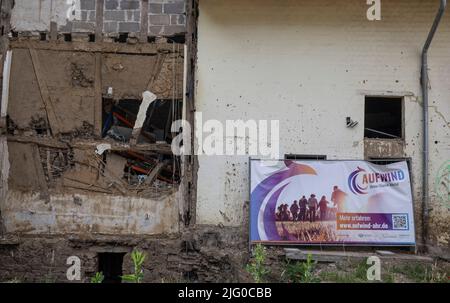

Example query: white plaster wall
[195,0,450,241]
[1,190,179,235]
[11,0,72,32]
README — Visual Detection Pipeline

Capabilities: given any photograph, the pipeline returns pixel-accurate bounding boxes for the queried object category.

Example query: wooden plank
[144,162,165,186]
[50,21,58,41]
[29,48,62,135]
[7,135,68,149]
[30,143,49,197]
[140,0,149,43]
[95,0,104,42]
[129,91,157,146]
[94,53,103,137]
[182,0,199,226]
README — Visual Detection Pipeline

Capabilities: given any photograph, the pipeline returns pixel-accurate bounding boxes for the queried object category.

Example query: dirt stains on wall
[1,39,185,236]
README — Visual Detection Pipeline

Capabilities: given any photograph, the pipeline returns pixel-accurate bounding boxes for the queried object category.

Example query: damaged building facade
[0,0,243,283]
[0,0,449,282]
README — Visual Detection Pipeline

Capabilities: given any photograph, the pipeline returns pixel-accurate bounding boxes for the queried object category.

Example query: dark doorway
[98,253,126,283]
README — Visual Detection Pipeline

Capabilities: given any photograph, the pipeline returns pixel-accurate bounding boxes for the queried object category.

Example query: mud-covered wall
[1,41,184,236]
[195,0,450,254]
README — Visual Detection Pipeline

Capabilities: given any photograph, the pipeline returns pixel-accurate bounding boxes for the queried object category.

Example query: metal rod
[364,128,400,139]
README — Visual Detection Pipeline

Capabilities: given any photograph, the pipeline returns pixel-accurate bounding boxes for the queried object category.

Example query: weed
[281,254,320,283]
[394,262,449,283]
[246,244,269,283]
[121,250,146,283]
[91,272,104,283]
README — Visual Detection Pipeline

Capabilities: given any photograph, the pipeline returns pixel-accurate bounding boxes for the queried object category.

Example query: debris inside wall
[5,40,185,199]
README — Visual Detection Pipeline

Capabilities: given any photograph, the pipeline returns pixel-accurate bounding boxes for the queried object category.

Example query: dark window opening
[88,34,96,42]
[115,33,129,43]
[40,32,47,41]
[147,36,156,43]
[98,253,125,284]
[365,97,403,139]
[64,33,72,42]
[285,154,327,160]
[167,35,186,44]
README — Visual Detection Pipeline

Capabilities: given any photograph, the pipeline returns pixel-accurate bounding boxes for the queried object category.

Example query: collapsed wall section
[1,40,185,235]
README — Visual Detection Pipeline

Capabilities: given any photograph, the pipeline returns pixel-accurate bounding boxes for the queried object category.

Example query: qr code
[392,214,408,230]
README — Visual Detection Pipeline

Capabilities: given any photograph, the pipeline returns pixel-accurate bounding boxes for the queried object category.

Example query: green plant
[121,250,146,283]
[91,272,104,284]
[319,260,373,283]
[246,244,269,283]
[392,262,449,283]
[282,254,320,283]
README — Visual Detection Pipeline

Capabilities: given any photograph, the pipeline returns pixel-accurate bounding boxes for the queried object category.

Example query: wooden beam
[140,0,149,43]
[146,52,167,91]
[50,21,58,41]
[129,91,157,145]
[182,0,199,226]
[145,162,165,186]
[7,135,173,154]
[31,143,49,198]
[95,0,104,42]
[94,53,103,137]
[6,135,68,149]
[10,40,179,55]
[29,48,62,135]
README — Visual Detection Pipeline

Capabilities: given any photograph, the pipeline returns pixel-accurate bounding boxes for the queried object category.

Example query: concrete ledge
[284,248,434,263]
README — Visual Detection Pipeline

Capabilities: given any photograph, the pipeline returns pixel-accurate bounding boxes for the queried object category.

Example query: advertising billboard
[250,159,415,246]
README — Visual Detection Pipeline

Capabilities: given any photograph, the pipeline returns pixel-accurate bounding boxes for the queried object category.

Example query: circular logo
[348,167,368,195]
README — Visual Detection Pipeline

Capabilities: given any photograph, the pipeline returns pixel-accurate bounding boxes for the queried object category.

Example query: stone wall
[11,0,186,37]
[0,226,250,283]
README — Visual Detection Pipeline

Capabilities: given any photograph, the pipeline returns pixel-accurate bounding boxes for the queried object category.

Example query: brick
[163,2,185,14]
[118,22,140,32]
[104,10,126,21]
[133,11,141,22]
[80,0,96,10]
[103,21,118,33]
[81,11,88,21]
[88,11,97,22]
[162,25,186,36]
[72,21,96,32]
[105,0,119,10]
[149,25,163,36]
[150,14,170,26]
[149,3,163,14]
[170,14,185,25]
[120,0,140,10]
[59,22,73,33]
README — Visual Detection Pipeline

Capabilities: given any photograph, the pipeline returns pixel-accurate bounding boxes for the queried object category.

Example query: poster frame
[248,157,417,248]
